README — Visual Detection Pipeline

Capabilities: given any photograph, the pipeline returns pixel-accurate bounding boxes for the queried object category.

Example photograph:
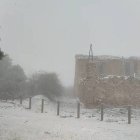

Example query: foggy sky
[0,0,140,86]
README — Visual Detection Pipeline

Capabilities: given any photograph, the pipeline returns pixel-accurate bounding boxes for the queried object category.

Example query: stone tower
[74,47,140,107]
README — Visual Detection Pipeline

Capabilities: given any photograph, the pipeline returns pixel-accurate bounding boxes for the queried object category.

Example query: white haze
[0,0,140,86]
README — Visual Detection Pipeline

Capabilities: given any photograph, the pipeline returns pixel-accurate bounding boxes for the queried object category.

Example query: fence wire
[1,98,140,124]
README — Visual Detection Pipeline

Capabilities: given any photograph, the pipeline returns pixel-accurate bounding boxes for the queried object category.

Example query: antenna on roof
[88,43,93,62]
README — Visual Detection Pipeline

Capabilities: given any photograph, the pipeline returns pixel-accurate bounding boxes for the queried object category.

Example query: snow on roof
[76,55,140,60]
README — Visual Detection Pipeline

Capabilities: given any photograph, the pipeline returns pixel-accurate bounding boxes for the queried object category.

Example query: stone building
[74,54,140,107]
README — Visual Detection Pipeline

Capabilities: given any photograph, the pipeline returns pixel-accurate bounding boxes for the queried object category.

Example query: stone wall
[74,55,140,107]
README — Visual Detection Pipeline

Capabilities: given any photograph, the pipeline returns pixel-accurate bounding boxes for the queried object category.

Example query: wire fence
[1,97,140,124]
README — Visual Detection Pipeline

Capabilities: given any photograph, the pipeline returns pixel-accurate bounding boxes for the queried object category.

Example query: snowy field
[0,95,140,140]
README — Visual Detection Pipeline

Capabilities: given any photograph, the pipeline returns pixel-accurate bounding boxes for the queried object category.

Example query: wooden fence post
[77,102,80,118]
[101,104,104,121]
[29,97,32,109]
[57,101,60,116]
[128,106,131,124]
[20,96,22,104]
[41,99,44,113]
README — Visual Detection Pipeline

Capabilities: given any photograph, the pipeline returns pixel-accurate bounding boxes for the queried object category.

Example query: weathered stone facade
[74,55,140,108]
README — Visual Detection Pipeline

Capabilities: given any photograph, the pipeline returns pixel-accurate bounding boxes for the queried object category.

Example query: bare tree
[27,72,63,101]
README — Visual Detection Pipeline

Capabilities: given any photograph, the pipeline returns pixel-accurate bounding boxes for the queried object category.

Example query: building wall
[74,55,140,96]
[92,58,125,77]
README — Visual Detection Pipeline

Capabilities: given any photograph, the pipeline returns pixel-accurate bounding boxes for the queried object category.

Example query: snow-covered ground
[0,95,140,140]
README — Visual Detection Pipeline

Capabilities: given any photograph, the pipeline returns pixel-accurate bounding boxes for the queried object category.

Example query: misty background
[0,0,140,86]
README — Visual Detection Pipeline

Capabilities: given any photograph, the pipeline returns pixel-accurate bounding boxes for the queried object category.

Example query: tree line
[0,53,63,101]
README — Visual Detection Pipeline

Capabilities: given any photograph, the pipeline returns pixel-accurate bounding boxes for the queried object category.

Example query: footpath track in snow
[0,96,140,140]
